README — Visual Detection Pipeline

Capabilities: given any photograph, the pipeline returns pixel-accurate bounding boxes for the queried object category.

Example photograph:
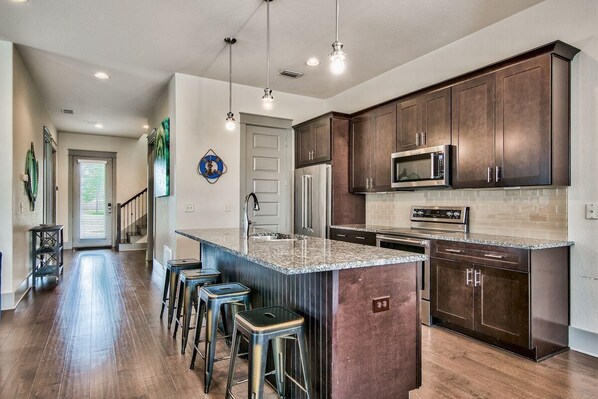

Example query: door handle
[466,268,473,286]
[487,166,493,183]
[495,166,502,183]
[107,202,112,215]
[474,269,481,287]
[421,131,426,146]
[416,133,421,146]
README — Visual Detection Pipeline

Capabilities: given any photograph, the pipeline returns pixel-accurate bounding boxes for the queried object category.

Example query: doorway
[69,151,116,249]
[43,127,57,224]
[240,114,293,234]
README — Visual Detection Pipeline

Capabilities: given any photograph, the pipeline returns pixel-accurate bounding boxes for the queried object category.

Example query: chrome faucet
[243,193,260,238]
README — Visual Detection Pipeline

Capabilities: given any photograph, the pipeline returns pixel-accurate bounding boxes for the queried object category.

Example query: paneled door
[245,124,292,233]
[72,155,114,248]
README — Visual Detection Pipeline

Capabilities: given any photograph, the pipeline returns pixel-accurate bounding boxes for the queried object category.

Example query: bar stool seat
[172,268,220,353]
[160,258,201,328]
[226,306,311,399]
[190,282,251,393]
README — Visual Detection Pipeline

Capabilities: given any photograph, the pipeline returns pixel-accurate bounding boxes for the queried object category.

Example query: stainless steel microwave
[391,145,451,189]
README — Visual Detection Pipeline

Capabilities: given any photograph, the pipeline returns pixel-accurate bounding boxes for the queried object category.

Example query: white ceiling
[0,0,543,138]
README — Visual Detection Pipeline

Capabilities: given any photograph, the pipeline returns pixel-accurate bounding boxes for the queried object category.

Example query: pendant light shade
[262,0,274,109]
[329,0,346,75]
[224,37,236,131]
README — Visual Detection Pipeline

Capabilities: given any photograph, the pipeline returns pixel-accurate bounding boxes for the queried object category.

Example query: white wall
[11,47,58,299]
[0,41,14,300]
[171,73,327,258]
[324,0,598,351]
[56,132,147,245]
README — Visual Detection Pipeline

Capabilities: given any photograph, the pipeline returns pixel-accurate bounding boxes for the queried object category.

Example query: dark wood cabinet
[431,240,569,361]
[350,104,396,192]
[329,228,376,246]
[295,115,331,167]
[451,74,496,188]
[397,88,451,153]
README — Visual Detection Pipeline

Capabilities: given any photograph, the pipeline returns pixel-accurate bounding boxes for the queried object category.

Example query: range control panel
[410,206,469,224]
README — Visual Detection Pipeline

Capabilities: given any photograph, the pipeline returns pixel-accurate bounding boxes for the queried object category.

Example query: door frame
[43,127,57,224]
[68,149,117,248]
[239,113,294,231]
[146,129,156,262]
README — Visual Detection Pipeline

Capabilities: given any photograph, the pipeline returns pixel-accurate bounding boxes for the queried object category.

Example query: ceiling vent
[279,69,304,79]
[61,108,74,114]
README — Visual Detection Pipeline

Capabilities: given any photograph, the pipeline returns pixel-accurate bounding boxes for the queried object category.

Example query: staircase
[117,188,148,251]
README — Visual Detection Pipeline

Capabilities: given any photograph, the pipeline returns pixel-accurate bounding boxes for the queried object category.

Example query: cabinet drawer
[329,228,376,246]
[432,240,529,272]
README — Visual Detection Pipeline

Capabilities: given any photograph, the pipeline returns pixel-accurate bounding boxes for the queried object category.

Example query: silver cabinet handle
[466,268,473,286]
[416,132,421,146]
[355,236,366,240]
[370,178,374,189]
[474,269,481,286]
[483,253,505,259]
[421,131,427,146]
[337,234,347,237]
[445,248,464,254]
[495,166,502,182]
[487,166,493,183]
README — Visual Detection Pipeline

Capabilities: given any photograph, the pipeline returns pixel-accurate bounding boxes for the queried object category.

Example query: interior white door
[72,157,114,248]
[245,124,292,233]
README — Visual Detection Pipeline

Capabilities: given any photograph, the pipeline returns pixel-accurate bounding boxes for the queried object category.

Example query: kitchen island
[176,228,426,399]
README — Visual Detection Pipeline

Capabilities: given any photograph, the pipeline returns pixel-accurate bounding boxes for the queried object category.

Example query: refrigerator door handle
[301,175,307,230]
[306,175,313,231]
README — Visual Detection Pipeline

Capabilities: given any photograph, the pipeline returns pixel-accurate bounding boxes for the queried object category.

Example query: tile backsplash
[366,187,567,240]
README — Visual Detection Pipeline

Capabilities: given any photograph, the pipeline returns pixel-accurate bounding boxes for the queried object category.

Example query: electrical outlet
[224,203,231,212]
[372,296,390,313]
[185,204,194,212]
[586,203,598,219]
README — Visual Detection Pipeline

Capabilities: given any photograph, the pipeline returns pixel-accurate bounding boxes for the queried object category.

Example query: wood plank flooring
[0,249,596,399]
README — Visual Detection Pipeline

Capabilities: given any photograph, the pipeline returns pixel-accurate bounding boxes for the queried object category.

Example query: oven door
[376,235,430,302]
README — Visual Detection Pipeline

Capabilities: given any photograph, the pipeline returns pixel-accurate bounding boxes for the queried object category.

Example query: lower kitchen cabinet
[329,228,376,246]
[431,240,569,361]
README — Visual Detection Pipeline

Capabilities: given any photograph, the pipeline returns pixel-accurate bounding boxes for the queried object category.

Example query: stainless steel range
[375,206,469,326]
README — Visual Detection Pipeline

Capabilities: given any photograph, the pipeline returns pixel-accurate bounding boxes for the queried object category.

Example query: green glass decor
[154,117,170,197]
[25,142,39,211]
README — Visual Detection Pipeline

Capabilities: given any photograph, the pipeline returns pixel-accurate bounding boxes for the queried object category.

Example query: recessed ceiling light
[94,72,110,80]
[143,124,149,129]
[94,123,103,129]
[306,57,320,67]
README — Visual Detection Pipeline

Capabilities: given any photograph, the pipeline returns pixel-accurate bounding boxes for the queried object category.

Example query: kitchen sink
[250,233,305,241]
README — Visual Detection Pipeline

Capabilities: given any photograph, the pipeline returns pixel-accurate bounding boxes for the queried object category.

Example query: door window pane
[79,161,106,240]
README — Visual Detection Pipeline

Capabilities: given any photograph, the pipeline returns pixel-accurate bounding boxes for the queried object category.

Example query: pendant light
[262,0,274,109]
[329,0,346,75]
[224,37,237,131]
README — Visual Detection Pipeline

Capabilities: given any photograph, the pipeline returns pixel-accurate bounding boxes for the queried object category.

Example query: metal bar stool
[172,268,220,353]
[190,282,251,393]
[159,258,201,328]
[226,306,311,399]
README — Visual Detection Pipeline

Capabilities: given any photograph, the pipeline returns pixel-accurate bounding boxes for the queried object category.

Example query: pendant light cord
[229,41,232,112]
[266,0,270,89]
[335,0,339,42]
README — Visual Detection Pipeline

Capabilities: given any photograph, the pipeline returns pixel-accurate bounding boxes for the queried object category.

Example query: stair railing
[116,188,147,245]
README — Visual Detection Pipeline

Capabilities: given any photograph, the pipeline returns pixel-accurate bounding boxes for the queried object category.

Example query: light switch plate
[185,204,194,212]
[586,203,598,219]
[224,203,230,212]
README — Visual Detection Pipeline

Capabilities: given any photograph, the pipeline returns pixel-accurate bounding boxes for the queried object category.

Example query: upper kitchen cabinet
[397,88,451,153]
[350,103,396,192]
[452,42,579,188]
[294,114,332,167]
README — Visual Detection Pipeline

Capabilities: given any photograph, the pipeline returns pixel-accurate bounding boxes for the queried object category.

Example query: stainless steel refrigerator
[294,164,331,238]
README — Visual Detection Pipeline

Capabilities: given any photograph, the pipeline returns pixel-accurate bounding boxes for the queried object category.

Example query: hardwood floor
[0,249,596,399]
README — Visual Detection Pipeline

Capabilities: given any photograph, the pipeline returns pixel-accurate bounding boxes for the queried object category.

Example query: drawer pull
[337,234,347,237]
[355,236,366,240]
[483,254,505,259]
[444,248,464,254]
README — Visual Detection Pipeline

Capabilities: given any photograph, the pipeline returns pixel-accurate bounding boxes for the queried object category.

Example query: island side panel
[331,262,420,399]
[202,243,334,399]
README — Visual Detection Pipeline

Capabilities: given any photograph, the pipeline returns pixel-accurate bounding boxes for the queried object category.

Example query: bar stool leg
[160,269,171,319]
[248,335,269,399]
[271,337,286,397]
[226,327,242,399]
[168,271,179,327]
[190,299,205,370]
[173,280,185,338]
[296,330,311,399]
[204,303,220,393]
[181,283,194,353]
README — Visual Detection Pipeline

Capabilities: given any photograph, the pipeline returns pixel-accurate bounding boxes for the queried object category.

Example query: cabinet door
[350,114,373,192]
[451,74,496,188]
[431,257,474,330]
[372,104,396,191]
[420,88,451,148]
[496,55,551,186]
[296,124,315,167]
[313,118,331,163]
[396,98,419,152]
[474,265,530,348]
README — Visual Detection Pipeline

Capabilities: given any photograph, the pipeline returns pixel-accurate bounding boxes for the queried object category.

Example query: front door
[72,156,114,248]
[244,124,292,233]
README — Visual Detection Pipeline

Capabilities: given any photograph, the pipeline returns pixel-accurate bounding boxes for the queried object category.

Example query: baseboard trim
[1,274,32,310]
[569,326,598,358]
[153,257,164,271]
[64,241,73,250]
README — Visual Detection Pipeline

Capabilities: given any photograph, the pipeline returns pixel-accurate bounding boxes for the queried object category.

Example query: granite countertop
[331,224,573,250]
[175,228,426,275]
